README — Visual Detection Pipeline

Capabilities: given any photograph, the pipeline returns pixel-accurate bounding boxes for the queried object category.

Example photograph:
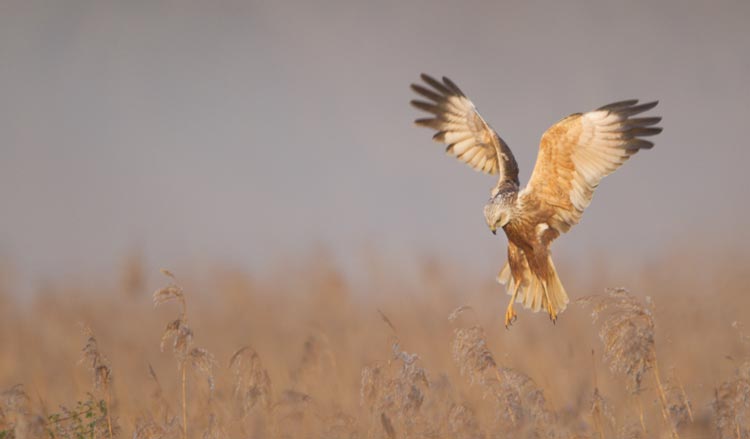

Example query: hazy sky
[1,0,749,289]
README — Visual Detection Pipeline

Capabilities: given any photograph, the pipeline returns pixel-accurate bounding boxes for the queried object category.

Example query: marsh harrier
[411,74,661,327]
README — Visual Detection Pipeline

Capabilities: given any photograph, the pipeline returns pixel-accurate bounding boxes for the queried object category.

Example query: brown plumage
[411,74,661,327]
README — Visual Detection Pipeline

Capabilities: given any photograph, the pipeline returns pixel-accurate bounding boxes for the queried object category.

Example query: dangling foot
[504,280,521,329]
[546,300,558,324]
[504,302,517,329]
[541,281,558,324]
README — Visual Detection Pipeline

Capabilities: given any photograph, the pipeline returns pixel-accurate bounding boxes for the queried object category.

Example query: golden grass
[0,248,749,438]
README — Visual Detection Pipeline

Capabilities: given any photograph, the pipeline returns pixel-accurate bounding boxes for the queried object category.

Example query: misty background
[1,0,749,292]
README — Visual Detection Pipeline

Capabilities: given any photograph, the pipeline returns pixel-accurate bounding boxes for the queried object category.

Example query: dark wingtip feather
[623,100,659,116]
[625,139,655,150]
[411,83,443,102]
[410,99,440,114]
[419,73,452,95]
[441,76,464,96]
[598,99,639,111]
[420,73,436,83]
[632,127,663,137]
[628,117,662,126]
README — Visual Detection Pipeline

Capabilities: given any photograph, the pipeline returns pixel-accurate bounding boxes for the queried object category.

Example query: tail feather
[497,263,511,285]
[498,255,569,316]
[525,277,543,312]
[546,257,569,313]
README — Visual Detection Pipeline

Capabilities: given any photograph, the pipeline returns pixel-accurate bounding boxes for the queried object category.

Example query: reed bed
[0,249,748,438]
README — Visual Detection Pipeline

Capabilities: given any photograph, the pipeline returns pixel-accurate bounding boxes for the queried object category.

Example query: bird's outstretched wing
[410,74,519,185]
[521,100,662,233]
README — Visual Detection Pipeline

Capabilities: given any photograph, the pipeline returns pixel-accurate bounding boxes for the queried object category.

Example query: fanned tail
[498,255,569,317]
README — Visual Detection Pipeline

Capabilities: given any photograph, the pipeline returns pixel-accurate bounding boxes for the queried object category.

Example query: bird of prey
[410,74,661,327]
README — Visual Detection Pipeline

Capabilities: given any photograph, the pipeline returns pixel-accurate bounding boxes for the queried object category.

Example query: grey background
[1,0,749,290]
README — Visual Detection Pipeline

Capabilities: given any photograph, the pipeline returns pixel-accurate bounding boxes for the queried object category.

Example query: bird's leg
[504,300,517,329]
[547,302,557,324]
[542,281,557,324]
[504,281,520,329]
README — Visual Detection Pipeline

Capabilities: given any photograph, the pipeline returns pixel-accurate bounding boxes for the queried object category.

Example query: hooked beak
[490,226,497,235]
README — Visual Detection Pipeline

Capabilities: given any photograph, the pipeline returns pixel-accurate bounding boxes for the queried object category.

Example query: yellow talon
[504,303,517,329]
[504,279,521,329]
[541,281,558,324]
[546,300,557,324]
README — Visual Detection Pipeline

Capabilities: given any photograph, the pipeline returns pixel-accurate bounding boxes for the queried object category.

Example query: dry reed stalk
[147,364,177,428]
[590,350,615,439]
[450,325,496,386]
[380,412,396,439]
[634,395,646,434]
[360,342,430,438]
[0,385,45,439]
[201,413,226,439]
[360,312,431,438]
[713,361,750,439]
[391,342,429,416]
[180,366,186,439]
[378,309,398,334]
[79,324,115,439]
[617,421,646,439]
[673,372,693,423]
[578,289,656,393]
[134,367,178,439]
[320,411,358,439]
[661,368,693,431]
[590,387,611,439]
[652,362,677,437]
[154,269,186,318]
[229,346,273,416]
[449,306,557,437]
[132,417,168,439]
[154,271,190,439]
[188,348,217,394]
[269,389,318,438]
[447,403,484,439]
[154,269,217,439]
[579,288,680,438]
[496,366,557,437]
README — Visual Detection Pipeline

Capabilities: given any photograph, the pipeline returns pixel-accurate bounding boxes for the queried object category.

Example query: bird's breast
[503,218,535,250]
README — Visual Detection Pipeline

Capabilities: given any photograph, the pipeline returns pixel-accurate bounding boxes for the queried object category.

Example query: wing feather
[411,74,519,184]
[521,100,661,233]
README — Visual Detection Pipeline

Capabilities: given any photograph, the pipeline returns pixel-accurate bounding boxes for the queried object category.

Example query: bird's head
[484,183,518,234]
